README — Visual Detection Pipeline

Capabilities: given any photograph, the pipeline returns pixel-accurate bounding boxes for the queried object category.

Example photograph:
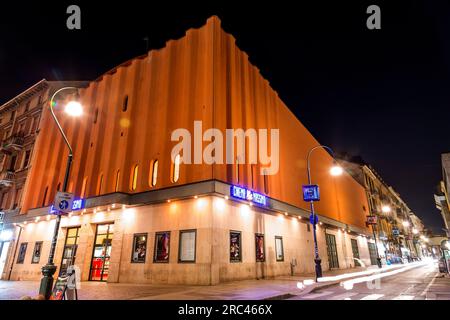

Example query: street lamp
[39,87,83,299]
[381,205,391,213]
[306,145,342,281]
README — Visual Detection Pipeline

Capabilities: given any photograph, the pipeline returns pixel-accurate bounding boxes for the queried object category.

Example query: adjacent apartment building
[1,17,375,285]
[435,152,450,237]
[0,80,88,279]
[338,155,425,263]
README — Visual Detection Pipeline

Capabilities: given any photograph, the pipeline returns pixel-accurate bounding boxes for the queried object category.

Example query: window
[236,156,240,183]
[172,154,180,183]
[93,108,99,124]
[263,169,269,194]
[22,150,31,168]
[230,231,242,262]
[38,95,42,105]
[122,95,128,112]
[31,241,43,264]
[42,186,49,207]
[131,233,147,263]
[10,111,15,121]
[9,155,17,171]
[60,227,80,276]
[97,174,103,195]
[154,231,170,263]
[178,230,196,263]
[150,160,158,187]
[255,234,265,262]
[14,187,22,209]
[275,236,284,262]
[114,170,120,192]
[130,165,138,191]
[56,182,61,192]
[251,165,256,189]
[325,233,339,269]
[17,243,27,264]
[81,177,88,198]
[351,239,361,267]
[25,101,30,112]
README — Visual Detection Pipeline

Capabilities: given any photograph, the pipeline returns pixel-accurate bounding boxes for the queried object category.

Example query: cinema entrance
[89,223,114,281]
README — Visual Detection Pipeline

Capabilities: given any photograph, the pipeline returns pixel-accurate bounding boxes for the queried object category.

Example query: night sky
[1,1,449,232]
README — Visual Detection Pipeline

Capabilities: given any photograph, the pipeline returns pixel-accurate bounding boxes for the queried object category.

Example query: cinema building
[1,17,376,285]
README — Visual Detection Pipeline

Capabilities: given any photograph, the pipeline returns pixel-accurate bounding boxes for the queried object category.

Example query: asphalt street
[290,261,450,300]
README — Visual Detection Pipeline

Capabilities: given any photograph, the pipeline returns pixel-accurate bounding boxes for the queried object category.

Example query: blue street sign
[309,214,319,225]
[303,185,320,202]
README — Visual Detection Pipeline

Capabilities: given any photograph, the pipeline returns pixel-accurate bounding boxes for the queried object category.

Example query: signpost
[53,192,74,215]
[302,185,320,202]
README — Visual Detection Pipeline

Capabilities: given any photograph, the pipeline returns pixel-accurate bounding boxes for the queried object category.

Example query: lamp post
[306,145,342,281]
[39,87,83,299]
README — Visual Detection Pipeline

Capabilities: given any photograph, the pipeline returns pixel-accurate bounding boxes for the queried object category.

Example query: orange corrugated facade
[21,16,369,231]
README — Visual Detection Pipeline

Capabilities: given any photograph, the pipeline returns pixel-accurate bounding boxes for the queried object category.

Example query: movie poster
[17,243,27,264]
[131,234,147,263]
[154,232,170,262]
[255,234,265,262]
[32,241,43,264]
[230,231,242,262]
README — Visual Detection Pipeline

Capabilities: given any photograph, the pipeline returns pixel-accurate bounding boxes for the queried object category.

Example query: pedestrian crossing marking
[328,292,358,300]
[360,294,384,300]
[392,295,414,300]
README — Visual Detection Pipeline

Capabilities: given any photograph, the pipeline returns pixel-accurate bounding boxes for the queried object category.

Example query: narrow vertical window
[122,95,128,112]
[172,155,180,183]
[236,156,240,184]
[251,164,255,189]
[131,165,139,191]
[42,186,48,207]
[115,170,120,192]
[81,177,88,198]
[263,169,269,194]
[93,108,98,124]
[97,174,103,195]
[150,160,158,187]
[56,182,61,192]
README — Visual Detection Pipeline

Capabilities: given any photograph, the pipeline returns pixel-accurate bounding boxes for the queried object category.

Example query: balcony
[1,133,25,154]
[0,170,15,188]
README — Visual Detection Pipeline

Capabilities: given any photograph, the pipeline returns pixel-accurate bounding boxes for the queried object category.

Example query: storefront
[2,180,373,284]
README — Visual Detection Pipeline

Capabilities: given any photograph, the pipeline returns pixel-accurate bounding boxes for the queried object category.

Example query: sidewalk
[0,265,398,300]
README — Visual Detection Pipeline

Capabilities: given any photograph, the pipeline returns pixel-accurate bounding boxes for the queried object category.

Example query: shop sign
[366,215,378,225]
[230,185,267,206]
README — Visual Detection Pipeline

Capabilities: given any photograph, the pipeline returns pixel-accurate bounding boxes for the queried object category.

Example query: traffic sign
[54,192,74,215]
[303,185,320,202]
[309,213,319,225]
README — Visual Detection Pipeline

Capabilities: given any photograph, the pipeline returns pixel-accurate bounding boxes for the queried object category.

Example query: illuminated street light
[402,221,410,228]
[39,87,83,300]
[64,101,83,117]
[412,228,419,234]
[305,145,342,280]
[381,205,391,213]
[329,162,343,176]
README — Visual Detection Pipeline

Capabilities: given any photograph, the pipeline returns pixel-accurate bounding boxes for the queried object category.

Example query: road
[290,261,450,300]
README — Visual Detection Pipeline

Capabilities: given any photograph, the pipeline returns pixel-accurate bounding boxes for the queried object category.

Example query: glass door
[89,223,114,281]
[325,233,339,269]
[60,227,80,276]
[351,238,361,267]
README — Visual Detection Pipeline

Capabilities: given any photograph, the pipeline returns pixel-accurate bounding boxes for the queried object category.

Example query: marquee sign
[230,186,267,206]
